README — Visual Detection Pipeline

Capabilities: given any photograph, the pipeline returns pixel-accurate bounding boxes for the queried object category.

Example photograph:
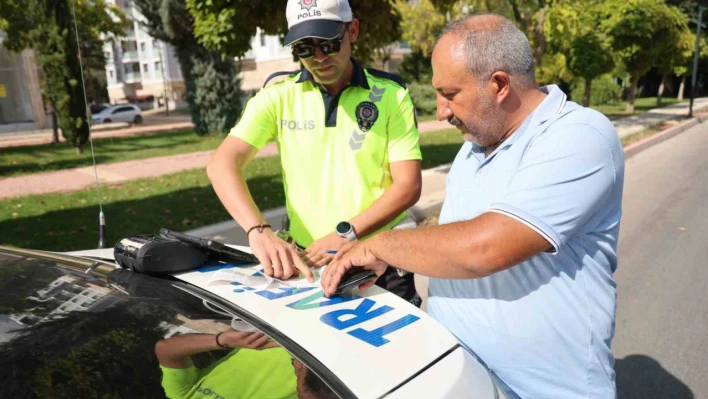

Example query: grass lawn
[0,129,223,178]
[417,114,440,123]
[0,129,464,252]
[2,96,687,179]
[592,97,683,120]
[1,119,458,178]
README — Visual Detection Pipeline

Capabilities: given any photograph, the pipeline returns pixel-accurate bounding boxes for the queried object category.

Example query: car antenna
[70,0,108,248]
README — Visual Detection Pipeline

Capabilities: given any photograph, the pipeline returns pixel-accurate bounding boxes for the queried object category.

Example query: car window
[112,106,132,114]
[90,104,107,115]
[0,249,341,399]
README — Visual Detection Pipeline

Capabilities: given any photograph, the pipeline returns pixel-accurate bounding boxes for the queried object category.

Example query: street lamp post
[689,1,708,117]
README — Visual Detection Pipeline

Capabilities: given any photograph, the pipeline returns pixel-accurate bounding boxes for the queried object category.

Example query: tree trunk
[678,74,686,100]
[626,76,639,113]
[55,0,89,151]
[50,100,59,144]
[583,78,592,107]
[533,7,548,67]
[657,73,668,106]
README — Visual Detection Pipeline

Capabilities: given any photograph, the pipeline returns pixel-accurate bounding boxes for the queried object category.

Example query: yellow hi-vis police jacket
[229,59,422,247]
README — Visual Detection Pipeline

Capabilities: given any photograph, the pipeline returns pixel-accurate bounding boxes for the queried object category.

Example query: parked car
[91,103,143,125]
[89,103,109,115]
[0,245,512,399]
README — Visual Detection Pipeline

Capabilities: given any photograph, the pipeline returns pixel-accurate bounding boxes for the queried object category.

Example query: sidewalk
[614,97,708,137]
[1,98,706,200]
[0,114,449,149]
[0,118,452,199]
[0,115,193,148]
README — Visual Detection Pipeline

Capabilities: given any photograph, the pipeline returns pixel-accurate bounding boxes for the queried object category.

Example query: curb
[186,164,453,241]
[0,122,195,149]
[624,115,707,159]
[408,163,450,222]
[186,206,287,238]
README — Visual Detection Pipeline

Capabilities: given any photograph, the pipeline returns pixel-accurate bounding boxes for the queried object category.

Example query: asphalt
[612,119,708,399]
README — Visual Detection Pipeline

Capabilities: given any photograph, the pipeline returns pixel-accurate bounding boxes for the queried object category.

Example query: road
[612,120,708,398]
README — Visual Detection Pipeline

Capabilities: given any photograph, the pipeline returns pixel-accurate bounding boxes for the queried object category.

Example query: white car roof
[65,246,502,399]
[101,104,137,112]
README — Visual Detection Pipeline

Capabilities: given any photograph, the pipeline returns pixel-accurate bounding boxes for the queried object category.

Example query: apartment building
[238,29,411,92]
[237,29,302,92]
[104,0,185,109]
[10,275,115,327]
[0,32,49,134]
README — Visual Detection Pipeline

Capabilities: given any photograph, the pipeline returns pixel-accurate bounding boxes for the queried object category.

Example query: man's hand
[321,241,388,297]
[219,330,280,350]
[249,229,314,282]
[302,233,349,268]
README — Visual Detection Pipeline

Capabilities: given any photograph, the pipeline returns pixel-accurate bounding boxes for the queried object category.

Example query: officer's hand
[302,233,349,268]
[249,229,314,282]
[218,330,280,350]
[321,241,388,297]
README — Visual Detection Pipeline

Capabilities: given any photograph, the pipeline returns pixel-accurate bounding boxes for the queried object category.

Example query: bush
[408,82,437,117]
[571,75,622,106]
[398,51,432,84]
[190,57,244,136]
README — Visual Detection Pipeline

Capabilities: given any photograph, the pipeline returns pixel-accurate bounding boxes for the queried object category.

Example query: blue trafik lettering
[252,287,419,347]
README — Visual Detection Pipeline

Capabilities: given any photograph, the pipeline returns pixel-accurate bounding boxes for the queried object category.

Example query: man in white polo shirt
[322,14,624,398]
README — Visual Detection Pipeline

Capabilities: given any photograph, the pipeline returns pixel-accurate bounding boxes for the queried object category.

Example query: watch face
[336,222,351,235]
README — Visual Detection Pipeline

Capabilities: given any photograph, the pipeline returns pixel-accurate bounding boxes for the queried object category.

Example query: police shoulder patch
[262,70,301,88]
[365,68,407,89]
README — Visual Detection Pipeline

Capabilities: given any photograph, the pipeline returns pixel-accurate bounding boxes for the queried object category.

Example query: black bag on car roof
[114,234,208,275]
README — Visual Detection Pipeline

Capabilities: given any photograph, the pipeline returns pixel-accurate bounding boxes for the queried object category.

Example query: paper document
[207,264,324,290]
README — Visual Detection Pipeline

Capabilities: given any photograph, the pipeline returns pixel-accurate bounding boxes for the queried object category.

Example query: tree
[568,33,615,107]
[133,0,244,136]
[186,0,402,64]
[676,34,708,100]
[398,51,434,84]
[535,52,574,86]
[600,0,688,112]
[656,28,696,105]
[431,0,557,68]
[544,1,613,106]
[0,0,126,152]
[665,0,708,100]
[394,0,447,57]
[191,57,244,135]
[0,301,172,398]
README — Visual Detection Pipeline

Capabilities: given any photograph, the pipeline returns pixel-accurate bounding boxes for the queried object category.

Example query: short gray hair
[437,14,537,88]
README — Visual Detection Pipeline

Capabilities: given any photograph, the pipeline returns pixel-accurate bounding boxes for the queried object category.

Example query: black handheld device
[159,228,259,265]
[114,234,208,275]
[334,269,378,296]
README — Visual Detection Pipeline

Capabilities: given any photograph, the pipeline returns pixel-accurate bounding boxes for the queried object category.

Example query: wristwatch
[335,221,357,241]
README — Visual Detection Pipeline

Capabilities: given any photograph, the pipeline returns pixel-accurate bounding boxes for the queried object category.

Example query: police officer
[207,0,422,304]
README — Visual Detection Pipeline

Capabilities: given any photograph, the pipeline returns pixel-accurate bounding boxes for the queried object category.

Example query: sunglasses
[292,28,348,59]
